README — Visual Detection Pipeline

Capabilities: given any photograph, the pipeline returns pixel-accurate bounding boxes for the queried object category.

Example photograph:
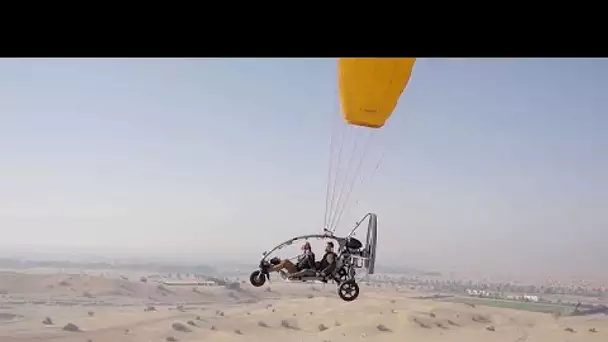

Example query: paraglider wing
[338,58,416,128]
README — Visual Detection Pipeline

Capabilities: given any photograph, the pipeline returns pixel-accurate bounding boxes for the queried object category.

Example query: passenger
[270,242,315,278]
[317,241,338,279]
[296,242,316,271]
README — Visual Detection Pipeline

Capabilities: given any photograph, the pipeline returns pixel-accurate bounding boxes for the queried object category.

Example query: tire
[338,280,360,302]
[336,268,349,283]
[249,270,266,287]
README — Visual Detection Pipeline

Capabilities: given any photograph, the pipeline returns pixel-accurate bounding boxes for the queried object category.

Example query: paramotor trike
[249,213,378,302]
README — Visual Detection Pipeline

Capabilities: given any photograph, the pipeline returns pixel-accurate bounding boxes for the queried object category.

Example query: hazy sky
[0,58,606,275]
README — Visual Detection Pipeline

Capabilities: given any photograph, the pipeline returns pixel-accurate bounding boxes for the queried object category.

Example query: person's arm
[295,255,305,269]
[300,253,313,270]
[320,253,336,276]
[307,253,316,269]
[297,252,311,269]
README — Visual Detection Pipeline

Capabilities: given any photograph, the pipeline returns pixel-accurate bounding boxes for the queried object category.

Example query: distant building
[197,281,217,286]
[465,289,493,297]
[523,295,539,302]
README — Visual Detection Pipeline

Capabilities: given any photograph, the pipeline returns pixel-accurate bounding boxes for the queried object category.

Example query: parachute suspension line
[328,129,373,231]
[325,115,348,231]
[325,58,416,232]
[333,148,386,231]
[329,130,376,231]
[323,102,340,230]
[324,120,389,233]
[327,127,365,232]
[333,104,408,229]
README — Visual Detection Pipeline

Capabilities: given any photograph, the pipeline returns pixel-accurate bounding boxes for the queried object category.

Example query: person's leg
[270,260,298,274]
[282,260,298,273]
[288,268,316,280]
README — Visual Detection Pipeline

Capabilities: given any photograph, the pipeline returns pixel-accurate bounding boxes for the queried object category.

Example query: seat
[288,268,317,280]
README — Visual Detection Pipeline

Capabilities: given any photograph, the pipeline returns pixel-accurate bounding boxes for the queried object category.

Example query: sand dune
[0,271,606,341]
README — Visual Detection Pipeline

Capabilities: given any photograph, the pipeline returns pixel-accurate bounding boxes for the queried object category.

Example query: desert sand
[0,270,606,342]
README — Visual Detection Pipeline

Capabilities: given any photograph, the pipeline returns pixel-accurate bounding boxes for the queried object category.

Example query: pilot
[317,241,338,279]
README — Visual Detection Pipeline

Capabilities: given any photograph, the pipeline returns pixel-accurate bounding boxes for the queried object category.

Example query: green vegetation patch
[439,296,572,314]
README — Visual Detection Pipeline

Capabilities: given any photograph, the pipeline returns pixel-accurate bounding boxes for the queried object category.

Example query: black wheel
[250,270,266,287]
[338,280,360,302]
[336,268,349,283]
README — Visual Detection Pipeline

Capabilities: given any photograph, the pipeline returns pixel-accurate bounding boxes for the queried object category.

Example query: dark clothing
[296,251,316,271]
[319,251,337,276]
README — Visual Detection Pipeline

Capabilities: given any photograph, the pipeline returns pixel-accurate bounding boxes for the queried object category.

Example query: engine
[344,237,363,254]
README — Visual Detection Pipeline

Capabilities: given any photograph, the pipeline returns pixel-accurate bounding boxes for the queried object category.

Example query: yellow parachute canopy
[337,58,416,128]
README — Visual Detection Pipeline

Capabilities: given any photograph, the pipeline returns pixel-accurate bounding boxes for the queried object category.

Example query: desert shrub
[172,322,191,333]
[472,314,491,323]
[376,324,391,332]
[63,323,80,332]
